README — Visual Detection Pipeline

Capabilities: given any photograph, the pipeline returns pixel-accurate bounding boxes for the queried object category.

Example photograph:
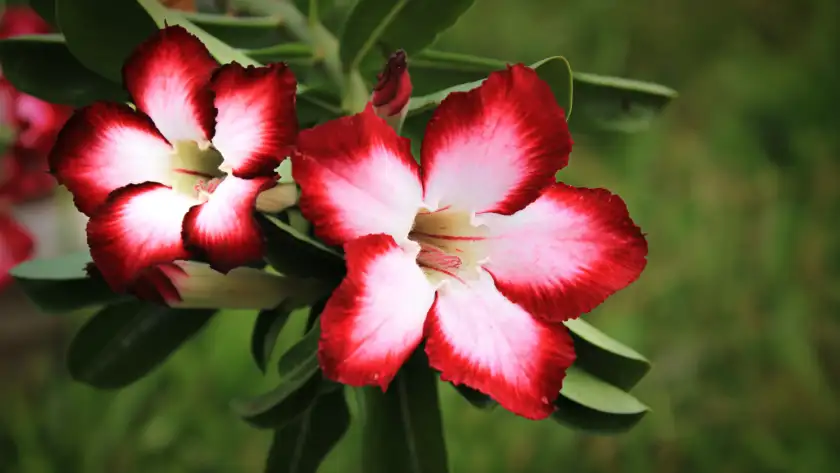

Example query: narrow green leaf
[362,356,450,473]
[179,11,291,49]
[251,301,297,373]
[403,56,572,158]
[264,388,350,473]
[9,250,127,312]
[232,325,323,428]
[552,366,649,435]
[339,0,409,72]
[67,300,216,389]
[0,35,128,106]
[410,50,675,133]
[564,318,651,390]
[243,42,314,63]
[258,214,345,282]
[407,56,572,115]
[570,71,677,134]
[341,0,474,74]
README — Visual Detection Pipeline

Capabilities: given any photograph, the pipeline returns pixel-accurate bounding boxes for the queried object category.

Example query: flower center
[408,208,488,285]
[169,140,225,199]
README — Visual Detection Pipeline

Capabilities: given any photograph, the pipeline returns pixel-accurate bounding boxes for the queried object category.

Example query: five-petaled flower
[292,64,648,420]
[49,26,298,302]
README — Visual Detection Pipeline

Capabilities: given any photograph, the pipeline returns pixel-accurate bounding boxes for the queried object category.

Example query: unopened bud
[371,50,412,132]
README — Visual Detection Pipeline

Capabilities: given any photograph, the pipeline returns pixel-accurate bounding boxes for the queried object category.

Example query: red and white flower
[292,64,648,420]
[0,209,34,291]
[49,26,298,297]
[0,6,72,203]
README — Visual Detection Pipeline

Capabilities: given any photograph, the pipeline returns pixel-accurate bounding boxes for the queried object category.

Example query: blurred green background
[2,0,840,471]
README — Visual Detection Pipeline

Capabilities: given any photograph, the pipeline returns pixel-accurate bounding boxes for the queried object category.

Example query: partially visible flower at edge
[48,25,299,301]
[292,64,648,420]
[0,203,35,291]
[0,6,71,291]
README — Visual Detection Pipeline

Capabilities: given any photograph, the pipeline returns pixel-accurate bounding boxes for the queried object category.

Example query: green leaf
[407,56,572,115]
[56,0,259,83]
[0,35,128,106]
[251,301,296,373]
[9,250,127,312]
[258,214,345,282]
[552,366,649,435]
[564,318,650,390]
[232,325,323,428]
[570,71,677,134]
[179,11,292,49]
[243,42,314,64]
[403,56,572,158]
[362,355,450,473]
[67,300,216,389]
[264,388,350,473]
[340,0,474,73]
[410,50,675,133]
[56,0,159,82]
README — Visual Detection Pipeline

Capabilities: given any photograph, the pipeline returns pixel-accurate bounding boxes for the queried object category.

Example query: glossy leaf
[9,250,127,312]
[362,354,450,473]
[232,325,323,428]
[56,0,259,83]
[403,56,572,158]
[179,11,292,49]
[0,35,128,106]
[56,0,159,82]
[251,301,297,373]
[340,0,474,73]
[243,42,314,64]
[258,214,345,282]
[264,388,350,473]
[565,318,651,390]
[409,50,675,133]
[67,300,216,389]
[570,71,677,133]
[552,366,649,435]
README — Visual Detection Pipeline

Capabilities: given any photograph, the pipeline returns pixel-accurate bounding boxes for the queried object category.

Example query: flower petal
[293,106,422,246]
[421,64,572,215]
[48,102,173,215]
[424,271,575,420]
[480,183,648,321]
[0,213,35,290]
[182,175,274,273]
[319,234,435,390]
[86,182,194,292]
[0,7,51,39]
[210,63,298,178]
[122,26,217,143]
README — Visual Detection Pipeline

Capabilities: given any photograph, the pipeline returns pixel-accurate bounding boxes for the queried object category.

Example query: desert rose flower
[0,6,72,203]
[292,64,647,420]
[49,26,298,299]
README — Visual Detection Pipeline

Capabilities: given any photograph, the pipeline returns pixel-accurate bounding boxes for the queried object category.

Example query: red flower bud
[372,50,412,119]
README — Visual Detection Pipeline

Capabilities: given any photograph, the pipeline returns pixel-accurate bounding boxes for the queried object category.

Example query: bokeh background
[2,0,839,472]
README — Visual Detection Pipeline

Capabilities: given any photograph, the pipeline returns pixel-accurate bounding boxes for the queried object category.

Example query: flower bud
[371,50,412,132]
